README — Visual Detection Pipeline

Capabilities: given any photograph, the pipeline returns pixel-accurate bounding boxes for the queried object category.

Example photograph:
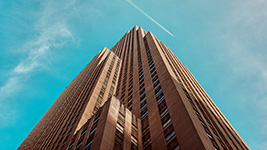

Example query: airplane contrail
[126,0,175,38]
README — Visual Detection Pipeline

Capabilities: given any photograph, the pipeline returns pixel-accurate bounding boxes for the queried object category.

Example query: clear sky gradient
[0,0,266,149]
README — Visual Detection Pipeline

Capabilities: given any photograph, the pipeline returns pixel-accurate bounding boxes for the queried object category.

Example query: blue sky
[0,0,266,149]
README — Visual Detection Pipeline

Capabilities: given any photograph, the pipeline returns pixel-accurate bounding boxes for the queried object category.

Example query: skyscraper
[19,26,249,150]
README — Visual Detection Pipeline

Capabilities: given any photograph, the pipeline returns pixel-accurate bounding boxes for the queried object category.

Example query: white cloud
[0,77,22,100]
[0,77,21,128]
[0,0,75,128]
[13,23,73,74]
[0,0,110,129]
[0,108,16,128]
[214,0,267,148]
[227,0,267,105]
[0,0,113,128]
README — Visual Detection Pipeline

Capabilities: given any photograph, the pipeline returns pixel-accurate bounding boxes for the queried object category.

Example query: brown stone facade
[64,96,141,150]
[19,26,249,150]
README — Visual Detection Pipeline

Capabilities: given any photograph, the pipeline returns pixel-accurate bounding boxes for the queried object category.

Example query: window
[143,138,151,149]
[103,80,108,85]
[140,93,146,101]
[139,78,144,84]
[157,95,165,104]
[118,113,125,124]
[140,84,145,91]
[114,142,123,150]
[127,101,133,107]
[141,103,147,111]
[81,130,87,136]
[114,113,124,150]
[207,133,212,139]
[97,97,103,103]
[152,74,158,80]
[139,82,145,89]
[150,66,156,73]
[71,123,75,128]
[141,111,148,119]
[163,118,172,130]
[131,136,138,146]
[139,74,144,79]
[85,140,93,150]
[116,123,124,133]
[156,89,162,96]
[138,71,143,76]
[155,85,161,93]
[140,91,146,98]
[90,127,97,134]
[167,138,180,150]
[138,67,143,72]
[142,130,151,144]
[76,141,82,148]
[140,97,147,104]
[115,129,124,140]
[131,126,138,138]
[158,101,167,114]
[140,88,145,95]
[149,62,154,68]
[151,69,157,77]
[154,81,160,88]
[95,102,101,108]
[144,144,152,150]
[166,131,176,142]
[67,131,71,136]
[153,78,159,85]
[131,142,138,150]
[128,94,133,100]
[132,115,137,127]
[69,142,74,148]
[160,108,169,118]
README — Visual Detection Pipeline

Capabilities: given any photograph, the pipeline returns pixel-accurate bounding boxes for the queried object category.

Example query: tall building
[19,26,249,150]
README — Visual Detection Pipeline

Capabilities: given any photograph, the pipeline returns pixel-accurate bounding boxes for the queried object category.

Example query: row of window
[182,87,227,149]
[67,108,102,150]
[127,34,135,111]
[114,104,126,150]
[115,34,130,98]
[131,115,138,149]
[144,37,180,150]
[120,37,130,103]
[137,31,152,150]
[54,58,105,149]
[157,40,228,149]
[92,55,117,115]
[85,109,101,150]
[109,59,120,98]
[156,38,224,148]
[47,60,106,150]
[112,35,125,58]
[154,39,184,89]
[172,53,242,149]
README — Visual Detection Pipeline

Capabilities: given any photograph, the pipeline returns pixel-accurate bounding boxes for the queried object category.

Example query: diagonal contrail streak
[126,0,175,37]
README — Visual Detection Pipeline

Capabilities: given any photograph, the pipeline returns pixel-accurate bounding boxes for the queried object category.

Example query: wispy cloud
[0,0,108,128]
[0,76,23,128]
[13,23,73,74]
[225,0,267,109]
[126,0,175,37]
[215,0,267,148]
[0,1,74,127]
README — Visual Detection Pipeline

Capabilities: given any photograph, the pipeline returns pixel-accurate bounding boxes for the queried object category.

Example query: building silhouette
[19,26,249,150]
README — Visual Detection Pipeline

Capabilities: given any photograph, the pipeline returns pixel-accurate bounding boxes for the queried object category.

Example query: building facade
[19,26,249,150]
